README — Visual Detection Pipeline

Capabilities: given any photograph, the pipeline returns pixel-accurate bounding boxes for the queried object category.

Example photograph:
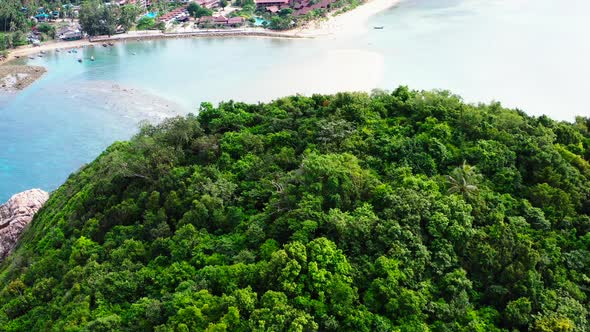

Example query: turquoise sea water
[254,18,268,26]
[0,0,589,201]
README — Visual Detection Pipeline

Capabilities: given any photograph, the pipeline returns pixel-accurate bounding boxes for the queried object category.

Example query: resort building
[198,16,216,26]
[255,0,338,15]
[158,5,190,24]
[255,0,289,8]
[196,0,220,9]
[119,0,151,9]
[214,15,229,24]
[227,17,245,27]
[293,0,338,15]
[57,24,83,41]
[197,15,245,27]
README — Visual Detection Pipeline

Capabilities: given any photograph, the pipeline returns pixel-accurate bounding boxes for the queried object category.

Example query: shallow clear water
[0,0,589,201]
[368,0,590,119]
[254,17,268,26]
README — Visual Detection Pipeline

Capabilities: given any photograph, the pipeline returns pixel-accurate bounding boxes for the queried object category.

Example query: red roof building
[214,15,228,23]
[198,16,216,24]
[255,0,288,7]
[227,17,244,24]
[196,0,219,9]
[227,17,245,26]
[293,0,336,16]
[158,5,189,22]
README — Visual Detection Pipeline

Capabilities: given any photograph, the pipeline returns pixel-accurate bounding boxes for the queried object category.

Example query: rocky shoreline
[0,189,49,262]
[0,65,47,92]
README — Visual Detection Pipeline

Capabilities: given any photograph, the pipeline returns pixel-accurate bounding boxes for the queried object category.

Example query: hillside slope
[1,88,589,331]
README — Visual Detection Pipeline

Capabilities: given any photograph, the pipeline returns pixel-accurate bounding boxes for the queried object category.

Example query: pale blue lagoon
[1,0,589,201]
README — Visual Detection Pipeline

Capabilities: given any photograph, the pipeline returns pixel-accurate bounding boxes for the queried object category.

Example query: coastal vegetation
[136,16,158,30]
[0,0,372,48]
[254,0,363,31]
[0,0,29,51]
[187,3,214,19]
[79,1,140,36]
[1,88,590,331]
[0,1,27,33]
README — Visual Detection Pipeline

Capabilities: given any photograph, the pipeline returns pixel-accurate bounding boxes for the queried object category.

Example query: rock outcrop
[0,189,49,262]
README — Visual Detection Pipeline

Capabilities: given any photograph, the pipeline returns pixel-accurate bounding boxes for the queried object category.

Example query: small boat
[90,56,95,61]
[28,56,35,60]
[77,58,82,63]
[102,43,108,47]
[373,26,384,29]
[72,49,78,54]
[67,49,72,53]
[55,49,60,53]
[108,42,114,46]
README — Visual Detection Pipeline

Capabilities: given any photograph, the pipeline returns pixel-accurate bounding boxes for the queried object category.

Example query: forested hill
[1,88,590,331]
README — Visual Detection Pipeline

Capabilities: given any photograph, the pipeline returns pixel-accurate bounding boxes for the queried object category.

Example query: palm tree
[447,161,480,198]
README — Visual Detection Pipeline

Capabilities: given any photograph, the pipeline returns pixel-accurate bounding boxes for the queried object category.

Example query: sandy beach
[0,30,296,66]
[295,0,401,37]
[0,39,94,65]
[0,0,400,66]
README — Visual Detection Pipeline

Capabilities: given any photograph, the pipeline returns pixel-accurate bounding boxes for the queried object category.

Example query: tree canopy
[79,1,139,36]
[0,0,27,33]
[1,88,590,331]
[187,3,213,19]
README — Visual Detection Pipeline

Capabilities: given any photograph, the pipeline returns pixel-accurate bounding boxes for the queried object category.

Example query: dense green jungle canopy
[1,87,589,331]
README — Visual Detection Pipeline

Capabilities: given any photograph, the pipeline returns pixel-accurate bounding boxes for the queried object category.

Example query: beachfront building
[57,24,83,40]
[197,15,245,28]
[214,16,229,25]
[255,0,289,9]
[158,5,190,25]
[292,0,338,16]
[227,17,245,27]
[255,0,338,16]
[198,16,215,26]
[59,29,82,41]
